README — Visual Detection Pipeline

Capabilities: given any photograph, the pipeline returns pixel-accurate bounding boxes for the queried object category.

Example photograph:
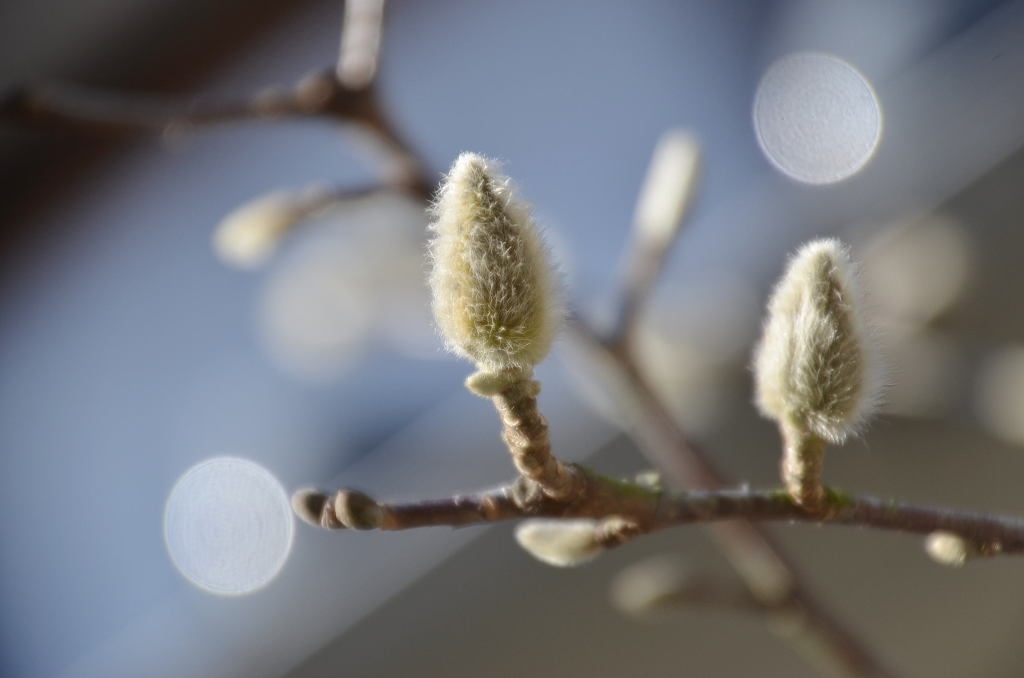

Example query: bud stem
[781,425,827,512]
[490,376,582,501]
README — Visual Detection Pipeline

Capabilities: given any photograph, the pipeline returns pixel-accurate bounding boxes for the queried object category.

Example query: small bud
[294,70,335,112]
[925,531,972,567]
[610,555,704,616]
[632,130,700,246]
[464,370,538,398]
[214,191,306,268]
[753,238,880,444]
[633,470,663,490]
[514,519,603,567]
[333,490,384,530]
[428,153,562,373]
[291,488,329,527]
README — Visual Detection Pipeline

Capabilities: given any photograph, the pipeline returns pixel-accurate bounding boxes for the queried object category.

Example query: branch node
[291,488,331,527]
[489,377,584,502]
[334,489,384,529]
[594,516,641,548]
[294,70,338,114]
[509,476,548,512]
[465,369,534,398]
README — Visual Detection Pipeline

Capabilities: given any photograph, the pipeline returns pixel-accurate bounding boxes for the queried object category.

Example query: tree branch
[565,317,899,677]
[0,69,434,201]
[292,476,1024,557]
[212,182,416,268]
[0,72,358,133]
[337,0,387,89]
[471,374,586,502]
[608,131,701,348]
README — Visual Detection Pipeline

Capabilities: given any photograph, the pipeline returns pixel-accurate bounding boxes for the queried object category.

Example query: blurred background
[3,0,1024,676]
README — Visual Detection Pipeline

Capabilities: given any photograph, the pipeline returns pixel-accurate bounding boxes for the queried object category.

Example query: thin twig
[580,128,892,678]
[566,317,898,677]
[0,73,357,133]
[292,479,1024,555]
[337,0,386,88]
[0,69,434,201]
[487,376,585,501]
[334,0,434,197]
[608,131,701,348]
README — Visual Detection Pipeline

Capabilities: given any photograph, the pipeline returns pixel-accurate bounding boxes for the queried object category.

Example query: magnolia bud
[514,519,603,567]
[632,130,700,246]
[428,153,561,373]
[753,238,880,444]
[214,191,305,268]
[610,555,703,616]
[924,531,972,567]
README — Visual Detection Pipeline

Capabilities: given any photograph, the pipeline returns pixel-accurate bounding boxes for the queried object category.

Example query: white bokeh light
[754,52,882,184]
[164,456,294,595]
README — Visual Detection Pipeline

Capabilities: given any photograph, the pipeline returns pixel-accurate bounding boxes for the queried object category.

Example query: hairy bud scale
[428,153,561,373]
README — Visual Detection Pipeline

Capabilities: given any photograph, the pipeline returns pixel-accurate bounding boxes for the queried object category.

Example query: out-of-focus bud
[214,188,327,269]
[632,130,700,247]
[610,555,706,617]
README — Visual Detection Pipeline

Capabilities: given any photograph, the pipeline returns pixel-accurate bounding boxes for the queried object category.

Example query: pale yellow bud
[632,130,700,245]
[428,153,561,373]
[214,191,305,268]
[753,239,880,444]
[924,531,972,567]
[610,555,701,616]
[514,519,603,567]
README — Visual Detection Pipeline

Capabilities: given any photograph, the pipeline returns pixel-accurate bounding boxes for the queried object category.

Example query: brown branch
[337,0,387,89]
[333,0,434,197]
[291,478,1024,557]
[0,72,361,133]
[608,131,700,348]
[481,374,585,501]
[0,0,435,208]
[566,318,899,677]
[574,131,893,677]
[609,231,677,348]
[567,317,796,592]
[0,75,434,201]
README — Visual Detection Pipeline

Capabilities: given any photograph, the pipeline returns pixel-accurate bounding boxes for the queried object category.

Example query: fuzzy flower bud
[428,153,561,373]
[214,191,305,268]
[753,238,879,444]
[514,519,604,567]
[924,531,972,567]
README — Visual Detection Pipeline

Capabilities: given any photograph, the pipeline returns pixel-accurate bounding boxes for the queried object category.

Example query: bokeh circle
[754,52,882,184]
[164,456,294,595]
